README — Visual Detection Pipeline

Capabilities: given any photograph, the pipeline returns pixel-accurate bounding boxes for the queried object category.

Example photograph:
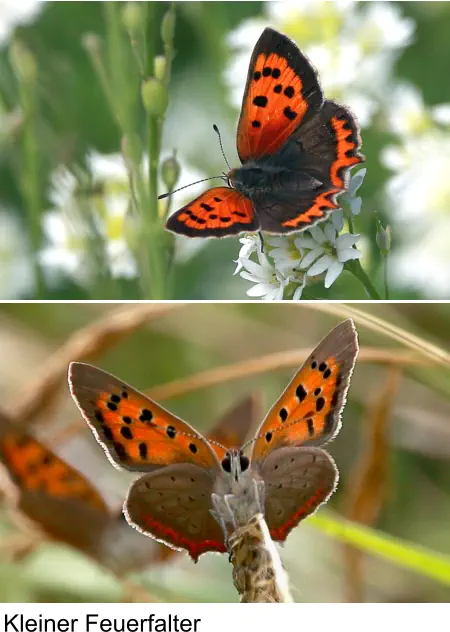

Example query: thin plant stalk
[383,254,390,300]
[347,216,382,300]
[13,44,45,298]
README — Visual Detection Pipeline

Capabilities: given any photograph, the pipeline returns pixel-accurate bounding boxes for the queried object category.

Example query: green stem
[140,5,166,299]
[17,58,45,297]
[346,216,382,300]
[138,2,177,299]
[383,253,390,300]
[347,259,382,300]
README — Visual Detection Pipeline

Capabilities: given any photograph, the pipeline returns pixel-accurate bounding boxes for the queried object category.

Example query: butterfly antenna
[158,175,226,200]
[207,438,228,452]
[241,436,257,453]
[213,124,232,172]
[172,428,228,454]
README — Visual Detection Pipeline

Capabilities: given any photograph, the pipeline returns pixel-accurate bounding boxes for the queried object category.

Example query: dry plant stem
[343,365,402,602]
[212,479,292,602]
[148,346,425,401]
[229,514,293,602]
[8,303,185,427]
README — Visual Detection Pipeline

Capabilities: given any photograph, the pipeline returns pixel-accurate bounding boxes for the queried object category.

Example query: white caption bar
[1,603,448,632]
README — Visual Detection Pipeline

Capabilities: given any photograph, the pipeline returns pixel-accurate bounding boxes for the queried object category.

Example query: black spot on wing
[296,384,307,402]
[253,96,268,108]
[283,106,297,121]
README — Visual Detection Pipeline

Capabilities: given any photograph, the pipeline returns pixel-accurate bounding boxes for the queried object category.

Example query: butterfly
[69,319,358,562]
[165,27,363,238]
[0,408,111,559]
[0,396,256,571]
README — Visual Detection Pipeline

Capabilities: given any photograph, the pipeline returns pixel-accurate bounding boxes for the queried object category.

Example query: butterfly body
[69,319,358,562]
[166,28,363,238]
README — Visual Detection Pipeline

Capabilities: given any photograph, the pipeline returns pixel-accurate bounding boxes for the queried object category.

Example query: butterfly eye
[221,455,231,473]
[239,455,250,472]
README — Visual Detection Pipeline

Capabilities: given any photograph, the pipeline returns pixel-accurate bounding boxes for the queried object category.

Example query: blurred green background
[0,302,450,602]
[1,1,450,299]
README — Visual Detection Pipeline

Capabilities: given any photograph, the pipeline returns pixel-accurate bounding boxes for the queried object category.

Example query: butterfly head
[228,160,287,199]
[213,449,264,534]
[220,449,250,482]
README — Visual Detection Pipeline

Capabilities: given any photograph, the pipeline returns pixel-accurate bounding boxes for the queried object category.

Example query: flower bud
[141,78,168,117]
[82,33,102,55]
[9,40,36,83]
[121,133,143,169]
[121,2,143,33]
[161,9,176,46]
[161,152,181,192]
[376,221,391,254]
[153,55,167,81]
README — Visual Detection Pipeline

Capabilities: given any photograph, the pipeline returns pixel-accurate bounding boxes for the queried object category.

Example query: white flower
[233,234,261,274]
[40,154,138,285]
[266,234,305,275]
[389,221,450,299]
[225,1,415,128]
[339,168,366,217]
[298,223,361,288]
[381,121,450,299]
[383,82,450,139]
[240,251,288,301]
[349,2,414,52]
[381,131,450,227]
[0,209,34,298]
[0,0,44,45]
[291,272,307,301]
[431,104,450,126]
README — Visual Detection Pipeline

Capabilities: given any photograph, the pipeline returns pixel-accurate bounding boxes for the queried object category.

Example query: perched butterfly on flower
[165,27,363,238]
[69,320,358,562]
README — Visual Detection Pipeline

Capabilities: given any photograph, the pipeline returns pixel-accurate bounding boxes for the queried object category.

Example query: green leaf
[311,512,450,586]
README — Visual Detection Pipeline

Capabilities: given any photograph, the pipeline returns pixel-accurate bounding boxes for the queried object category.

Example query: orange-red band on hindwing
[269,485,328,541]
[140,511,226,561]
[281,189,340,229]
[329,116,361,187]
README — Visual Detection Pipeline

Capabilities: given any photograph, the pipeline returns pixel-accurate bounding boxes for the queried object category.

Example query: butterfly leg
[253,478,266,514]
[211,493,236,549]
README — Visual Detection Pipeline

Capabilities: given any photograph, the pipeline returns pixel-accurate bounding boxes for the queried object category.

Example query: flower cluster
[381,83,450,297]
[40,153,138,288]
[39,152,206,290]
[236,170,366,300]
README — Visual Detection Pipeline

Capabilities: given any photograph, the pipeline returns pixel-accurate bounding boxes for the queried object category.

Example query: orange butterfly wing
[250,320,358,463]
[0,414,106,513]
[0,411,111,555]
[237,27,323,162]
[69,363,221,472]
[165,187,258,238]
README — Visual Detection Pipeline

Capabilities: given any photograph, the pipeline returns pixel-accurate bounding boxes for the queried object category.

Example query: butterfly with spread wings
[166,27,363,238]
